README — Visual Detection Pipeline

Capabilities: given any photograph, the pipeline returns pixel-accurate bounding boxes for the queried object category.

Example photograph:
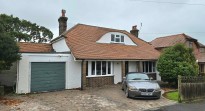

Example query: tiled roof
[150,33,196,48]
[150,33,205,62]
[18,42,53,53]
[63,24,160,60]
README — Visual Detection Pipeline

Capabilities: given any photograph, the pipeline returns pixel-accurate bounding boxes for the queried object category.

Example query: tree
[0,23,21,71]
[157,44,199,85]
[0,14,53,43]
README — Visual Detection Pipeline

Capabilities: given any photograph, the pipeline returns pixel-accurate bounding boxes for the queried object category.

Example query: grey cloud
[0,0,204,43]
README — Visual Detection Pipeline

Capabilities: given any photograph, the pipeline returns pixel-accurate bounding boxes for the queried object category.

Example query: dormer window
[97,32,137,46]
[111,34,124,43]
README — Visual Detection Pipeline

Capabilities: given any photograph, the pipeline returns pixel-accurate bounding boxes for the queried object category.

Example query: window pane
[143,62,145,72]
[111,34,115,42]
[96,61,101,75]
[153,62,156,72]
[146,62,149,72]
[86,61,88,76]
[200,48,205,53]
[200,64,204,73]
[108,61,111,74]
[189,42,193,48]
[116,35,120,37]
[115,38,120,42]
[149,62,152,72]
[121,36,124,42]
[102,61,106,75]
[91,61,95,75]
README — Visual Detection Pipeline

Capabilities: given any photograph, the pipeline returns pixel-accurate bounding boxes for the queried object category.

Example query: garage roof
[18,42,53,53]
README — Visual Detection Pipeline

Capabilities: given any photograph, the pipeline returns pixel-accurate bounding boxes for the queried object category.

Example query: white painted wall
[128,61,137,72]
[52,38,70,52]
[113,61,122,84]
[156,71,161,81]
[66,56,81,89]
[16,53,81,94]
[96,32,137,46]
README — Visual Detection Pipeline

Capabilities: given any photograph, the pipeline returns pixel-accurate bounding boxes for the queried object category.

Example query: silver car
[122,72,161,99]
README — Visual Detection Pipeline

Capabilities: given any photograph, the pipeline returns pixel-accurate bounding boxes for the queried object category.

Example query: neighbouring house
[150,33,205,75]
[0,10,160,94]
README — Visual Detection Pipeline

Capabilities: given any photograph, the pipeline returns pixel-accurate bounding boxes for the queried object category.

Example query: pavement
[146,100,205,111]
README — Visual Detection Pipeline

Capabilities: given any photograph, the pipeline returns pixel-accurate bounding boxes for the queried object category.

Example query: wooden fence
[178,75,205,102]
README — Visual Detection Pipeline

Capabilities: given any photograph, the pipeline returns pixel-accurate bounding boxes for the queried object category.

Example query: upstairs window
[200,48,205,53]
[189,41,193,48]
[111,34,124,43]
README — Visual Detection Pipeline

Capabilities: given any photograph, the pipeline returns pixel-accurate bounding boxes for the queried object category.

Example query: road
[146,100,205,111]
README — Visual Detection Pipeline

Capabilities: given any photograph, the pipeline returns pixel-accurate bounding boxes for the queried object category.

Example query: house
[150,33,205,75]
[7,10,161,94]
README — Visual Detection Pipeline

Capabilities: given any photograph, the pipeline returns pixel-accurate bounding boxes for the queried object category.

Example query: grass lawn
[164,91,179,101]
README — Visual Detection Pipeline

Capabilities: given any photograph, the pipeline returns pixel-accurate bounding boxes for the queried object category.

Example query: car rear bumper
[128,90,161,99]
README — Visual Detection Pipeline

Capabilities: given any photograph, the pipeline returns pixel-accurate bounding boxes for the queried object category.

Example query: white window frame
[142,61,156,73]
[89,61,113,77]
[110,34,124,43]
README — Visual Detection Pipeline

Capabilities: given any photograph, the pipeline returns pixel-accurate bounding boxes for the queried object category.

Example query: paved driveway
[0,85,176,111]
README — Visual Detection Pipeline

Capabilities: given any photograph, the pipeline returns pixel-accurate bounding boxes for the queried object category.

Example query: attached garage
[31,62,65,92]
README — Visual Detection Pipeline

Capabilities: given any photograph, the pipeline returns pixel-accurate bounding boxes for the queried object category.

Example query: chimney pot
[132,25,137,30]
[62,9,66,17]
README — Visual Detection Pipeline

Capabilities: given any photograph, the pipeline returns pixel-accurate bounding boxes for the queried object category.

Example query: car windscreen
[127,73,149,80]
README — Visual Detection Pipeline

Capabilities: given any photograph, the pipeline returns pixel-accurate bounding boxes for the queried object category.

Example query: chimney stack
[58,9,68,35]
[130,25,139,38]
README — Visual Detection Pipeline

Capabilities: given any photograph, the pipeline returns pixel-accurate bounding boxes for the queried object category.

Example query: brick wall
[81,61,87,90]
[86,76,114,87]
[121,61,125,80]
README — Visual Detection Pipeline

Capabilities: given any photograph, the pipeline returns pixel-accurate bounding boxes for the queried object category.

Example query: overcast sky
[0,0,205,44]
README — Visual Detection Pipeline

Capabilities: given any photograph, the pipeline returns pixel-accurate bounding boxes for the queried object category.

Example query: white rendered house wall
[52,38,70,52]
[96,32,137,46]
[128,61,138,72]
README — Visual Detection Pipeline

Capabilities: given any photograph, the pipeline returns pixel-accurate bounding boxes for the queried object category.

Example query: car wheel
[125,87,129,98]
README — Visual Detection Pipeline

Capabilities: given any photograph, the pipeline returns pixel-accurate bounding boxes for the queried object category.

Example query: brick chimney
[58,9,68,35]
[130,25,139,38]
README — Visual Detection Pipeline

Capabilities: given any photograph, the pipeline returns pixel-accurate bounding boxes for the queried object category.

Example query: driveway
[0,85,176,111]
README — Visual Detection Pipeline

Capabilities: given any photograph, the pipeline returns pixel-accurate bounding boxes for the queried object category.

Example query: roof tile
[64,24,160,60]
[18,42,53,53]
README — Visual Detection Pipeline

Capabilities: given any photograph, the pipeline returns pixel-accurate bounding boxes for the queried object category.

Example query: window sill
[86,74,114,78]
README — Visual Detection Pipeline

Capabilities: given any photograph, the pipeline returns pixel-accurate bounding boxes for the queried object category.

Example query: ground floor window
[199,64,205,73]
[91,61,113,76]
[142,61,156,73]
